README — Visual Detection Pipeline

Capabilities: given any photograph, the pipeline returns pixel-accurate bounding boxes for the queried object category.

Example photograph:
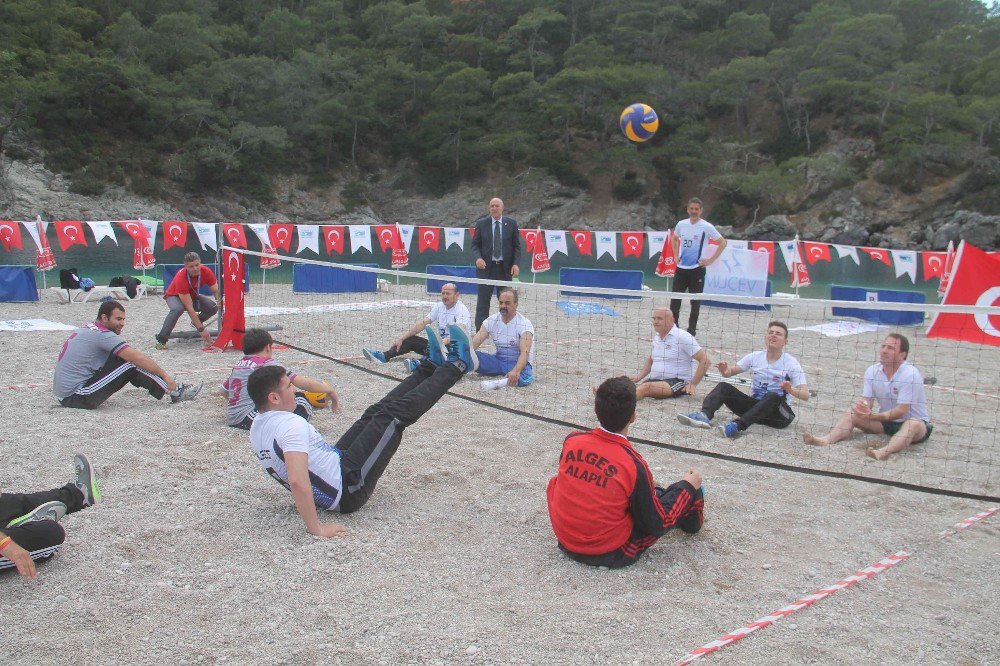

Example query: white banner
[140,219,159,245]
[86,221,118,245]
[778,239,799,272]
[296,225,319,255]
[833,244,860,265]
[247,223,269,247]
[398,224,414,252]
[349,225,372,254]
[21,220,42,251]
[890,249,918,283]
[543,230,568,256]
[647,231,668,258]
[704,247,769,299]
[595,231,616,261]
[445,227,465,250]
[0,318,77,332]
[191,222,218,251]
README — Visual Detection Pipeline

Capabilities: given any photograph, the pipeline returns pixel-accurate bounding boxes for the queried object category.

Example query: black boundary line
[279,340,1000,504]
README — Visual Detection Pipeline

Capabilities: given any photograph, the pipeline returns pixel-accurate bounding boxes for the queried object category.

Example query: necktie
[493,219,502,261]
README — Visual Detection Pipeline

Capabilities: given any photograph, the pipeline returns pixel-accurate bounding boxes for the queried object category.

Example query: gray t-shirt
[223,356,297,425]
[53,322,129,399]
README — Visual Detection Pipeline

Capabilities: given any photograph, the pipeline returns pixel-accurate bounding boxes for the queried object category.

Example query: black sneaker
[170,382,204,403]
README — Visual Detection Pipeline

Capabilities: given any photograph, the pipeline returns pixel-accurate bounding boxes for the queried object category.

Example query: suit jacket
[471,215,521,274]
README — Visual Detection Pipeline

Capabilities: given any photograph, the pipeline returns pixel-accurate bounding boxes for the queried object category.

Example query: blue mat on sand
[556,301,621,317]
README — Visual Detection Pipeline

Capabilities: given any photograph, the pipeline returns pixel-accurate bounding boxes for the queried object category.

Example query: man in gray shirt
[54,300,201,409]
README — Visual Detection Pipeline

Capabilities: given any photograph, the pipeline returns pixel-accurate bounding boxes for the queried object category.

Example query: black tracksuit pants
[701,383,795,431]
[60,353,168,409]
[0,483,86,572]
[669,266,706,335]
[382,335,429,361]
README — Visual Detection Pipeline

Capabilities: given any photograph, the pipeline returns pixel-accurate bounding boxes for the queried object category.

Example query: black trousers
[0,483,85,572]
[383,335,429,361]
[669,266,707,335]
[156,294,218,344]
[61,353,168,409]
[475,261,511,331]
[701,383,795,430]
[561,483,704,569]
[335,360,462,514]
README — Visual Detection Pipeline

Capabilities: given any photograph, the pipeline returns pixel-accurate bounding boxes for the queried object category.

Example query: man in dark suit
[471,197,521,330]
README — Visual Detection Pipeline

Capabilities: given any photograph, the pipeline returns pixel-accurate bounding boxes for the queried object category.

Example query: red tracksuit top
[546,427,691,555]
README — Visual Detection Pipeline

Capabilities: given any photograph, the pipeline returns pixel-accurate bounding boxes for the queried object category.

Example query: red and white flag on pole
[26,217,56,271]
[247,223,281,269]
[654,230,676,277]
[927,242,1000,347]
[938,240,956,297]
[214,248,247,352]
[374,224,408,267]
[788,239,811,288]
[117,220,155,270]
[530,228,550,273]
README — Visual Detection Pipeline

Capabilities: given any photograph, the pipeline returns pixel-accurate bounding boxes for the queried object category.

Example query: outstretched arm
[117,347,177,393]
[290,375,341,413]
[715,361,744,378]
[284,452,347,537]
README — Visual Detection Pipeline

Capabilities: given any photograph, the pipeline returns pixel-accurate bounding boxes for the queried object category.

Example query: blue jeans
[475,352,533,386]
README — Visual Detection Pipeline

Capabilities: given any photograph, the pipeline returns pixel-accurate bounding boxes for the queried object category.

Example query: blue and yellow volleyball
[619,103,659,142]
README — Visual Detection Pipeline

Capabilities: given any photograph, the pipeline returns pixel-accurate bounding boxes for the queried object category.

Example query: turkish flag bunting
[0,221,23,251]
[31,219,57,271]
[926,242,1000,347]
[519,229,549,273]
[322,225,345,255]
[418,227,441,253]
[921,252,947,281]
[750,241,775,274]
[374,225,403,252]
[468,227,476,239]
[654,231,676,277]
[268,223,294,252]
[861,247,891,265]
[222,223,247,249]
[790,242,811,288]
[569,230,592,256]
[214,248,246,352]
[117,220,155,270]
[621,232,644,258]
[54,220,87,251]
[519,229,539,252]
[162,221,188,250]
[802,241,831,264]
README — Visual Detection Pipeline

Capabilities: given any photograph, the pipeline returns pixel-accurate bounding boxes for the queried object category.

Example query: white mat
[790,321,887,337]
[245,299,435,317]
[0,319,77,332]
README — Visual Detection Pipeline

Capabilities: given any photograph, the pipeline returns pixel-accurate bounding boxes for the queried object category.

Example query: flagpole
[262,219,268,290]
[794,234,801,298]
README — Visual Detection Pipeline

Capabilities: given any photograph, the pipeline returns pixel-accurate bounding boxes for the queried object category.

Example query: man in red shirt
[156,252,220,349]
[547,376,704,568]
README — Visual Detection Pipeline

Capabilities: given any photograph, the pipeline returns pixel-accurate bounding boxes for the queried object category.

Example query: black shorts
[882,420,932,444]
[645,377,688,399]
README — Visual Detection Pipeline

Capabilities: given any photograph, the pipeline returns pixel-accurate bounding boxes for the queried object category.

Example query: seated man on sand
[362,282,471,372]
[618,307,709,400]
[803,333,932,461]
[223,328,340,430]
[546,376,705,569]
[444,287,533,389]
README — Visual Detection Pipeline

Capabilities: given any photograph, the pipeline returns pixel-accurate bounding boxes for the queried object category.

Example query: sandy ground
[2,283,998,665]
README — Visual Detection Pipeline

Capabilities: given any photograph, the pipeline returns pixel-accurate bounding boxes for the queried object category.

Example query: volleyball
[304,391,328,408]
[619,103,659,142]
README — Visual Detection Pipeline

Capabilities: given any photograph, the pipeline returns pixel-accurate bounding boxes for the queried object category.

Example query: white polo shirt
[427,300,471,337]
[649,326,701,381]
[862,361,931,423]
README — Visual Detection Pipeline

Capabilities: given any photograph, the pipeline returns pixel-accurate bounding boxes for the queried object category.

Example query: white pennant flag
[778,239,798,272]
[726,239,749,251]
[296,225,320,255]
[543,230,568,256]
[247,223,269,247]
[349,225,372,254]
[86,221,118,245]
[139,219,159,245]
[832,244,860,265]
[647,231,669,258]
[21,220,42,251]
[398,224,414,252]
[890,249,918,283]
[595,231,617,261]
[191,222,218,251]
[445,227,465,250]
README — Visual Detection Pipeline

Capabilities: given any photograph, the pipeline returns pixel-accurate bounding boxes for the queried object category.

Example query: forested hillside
[0,0,997,234]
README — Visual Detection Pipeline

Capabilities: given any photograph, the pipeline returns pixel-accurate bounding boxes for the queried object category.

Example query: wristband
[0,535,13,552]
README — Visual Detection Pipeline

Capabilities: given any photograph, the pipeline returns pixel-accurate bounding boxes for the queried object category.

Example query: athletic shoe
[362,348,386,364]
[447,324,479,374]
[717,421,740,439]
[6,501,68,528]
[677,412,711,429]
[73,453,101,507]
[170,382,204,403]
[424,325,446,365]
[402,358,419,373]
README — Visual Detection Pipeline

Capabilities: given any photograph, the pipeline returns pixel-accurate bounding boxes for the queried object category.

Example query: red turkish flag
[927,242,1000,347]
[33,219,56,271]
[214,248,246,352]
[569,230,592,256]
[621,232,644,258]
[117,220,154,270]
[938,241,956,296]
[519,229,549,273]
[418,227,441,253]
[922,251,947,281]
[862,247,891,265]
[750,241,775,274]
[268,223,294,251]
[468,227,476,239]
[0,221,23,251]
[790,242,811,288]
[654,231,676,277]
[222,223,247,249]
[322,226,345,255]
[520,229,539,251]
[162,221,188,250]
[54,220,87,251]
[802,241,831,264]
[374,225,403,252]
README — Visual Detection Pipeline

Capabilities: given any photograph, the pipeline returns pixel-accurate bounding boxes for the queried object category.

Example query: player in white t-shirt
[668,197,727,336]
[361,283,471,371]
[247,340,476,536]
[804,333,932,460]
[456,287,534,388]
[677,321,809,438]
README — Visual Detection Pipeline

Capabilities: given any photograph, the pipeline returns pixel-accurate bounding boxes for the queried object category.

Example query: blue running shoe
[717,421,740,439]
[677,412,711,429]
[402,358,419,373]
[362,348,386,364]
[424,325,446,365]
[447,324,479,374]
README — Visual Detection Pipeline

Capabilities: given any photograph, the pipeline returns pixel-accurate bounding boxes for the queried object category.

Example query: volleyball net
[225,248,1000,502]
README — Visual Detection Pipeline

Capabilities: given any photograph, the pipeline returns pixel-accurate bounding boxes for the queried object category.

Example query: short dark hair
[248,365,286,410]
[242,329,273,355]
[498,286,518,304]
[688,197,703,206]
[887,332,909,357]
[97,300,125,319]
[183,251,200,263]
[767,320,788,337]
[594,376,636,433]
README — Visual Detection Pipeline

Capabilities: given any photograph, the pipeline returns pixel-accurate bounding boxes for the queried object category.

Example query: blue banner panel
[162,263,249,295]
[830,285,925,326]
[703,281,772,311]
[292,263,377,293]
[559,267,643,299]
[555,301,621,316]
[426,265,478,295]
[0,266,39,302]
